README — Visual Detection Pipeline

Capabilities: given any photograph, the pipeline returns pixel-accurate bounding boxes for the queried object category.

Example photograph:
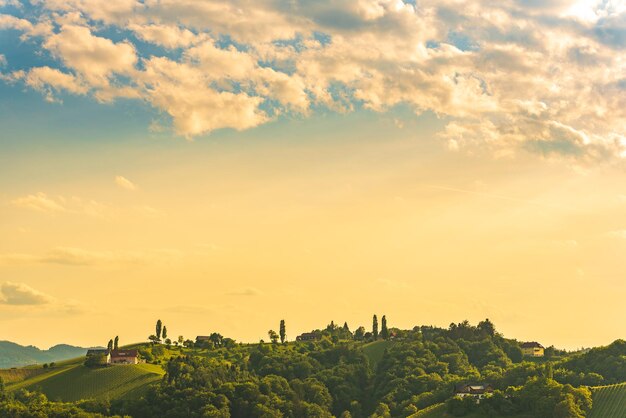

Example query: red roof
[110,349,138,358]
[521,342,544,348]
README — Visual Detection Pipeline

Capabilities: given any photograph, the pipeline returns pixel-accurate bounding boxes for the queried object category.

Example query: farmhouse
[110,349,139,364]
[296,332,321,342]
[454,383,494,400]
[521,341,545,357]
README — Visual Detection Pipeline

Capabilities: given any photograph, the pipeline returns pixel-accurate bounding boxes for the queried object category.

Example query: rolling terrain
[0,340,91,368]
[589,383,626,418]
[3,350,165,402]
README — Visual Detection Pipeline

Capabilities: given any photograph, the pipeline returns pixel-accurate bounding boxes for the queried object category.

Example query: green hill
[362,340,392,370]
[6,360,165,402]
[590,382,626,418]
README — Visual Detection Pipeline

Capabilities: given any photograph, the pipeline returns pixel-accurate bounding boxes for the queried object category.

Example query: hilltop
[0,320,625,417]
[0,340,93,368]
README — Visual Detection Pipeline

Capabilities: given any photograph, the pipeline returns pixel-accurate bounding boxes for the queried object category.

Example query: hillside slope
[590,383,626,418]
[7,362,165,402]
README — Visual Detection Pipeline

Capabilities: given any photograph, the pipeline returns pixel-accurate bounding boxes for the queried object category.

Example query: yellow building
[521,342,545,357]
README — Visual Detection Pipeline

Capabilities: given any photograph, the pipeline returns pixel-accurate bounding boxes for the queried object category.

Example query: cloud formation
[0,282,53,305]
[1,0,625,160]
[115,175,137,191]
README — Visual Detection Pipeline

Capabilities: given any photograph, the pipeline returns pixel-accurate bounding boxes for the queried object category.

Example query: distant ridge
[0,340,95,368]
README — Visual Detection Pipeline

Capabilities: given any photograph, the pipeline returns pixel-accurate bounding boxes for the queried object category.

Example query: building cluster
[86,349,139,365]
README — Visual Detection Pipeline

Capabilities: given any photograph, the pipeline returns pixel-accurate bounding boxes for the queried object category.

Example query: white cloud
[11,192,66,212]
[115,175,137,190]
[0,282,53,305]
[43,25,137,88]
[1,0,626,160]
[129,23,203,48]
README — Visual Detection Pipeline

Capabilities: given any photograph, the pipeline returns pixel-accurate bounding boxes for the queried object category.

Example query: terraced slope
[590,383,626,418]
[8,363,165,402]
[362,340,392,370]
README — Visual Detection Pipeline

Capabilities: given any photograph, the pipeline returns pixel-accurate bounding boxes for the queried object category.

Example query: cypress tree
[373,315,379,340]
[279,319,286,343]
[381,315,389,340]
[156,319,162,340]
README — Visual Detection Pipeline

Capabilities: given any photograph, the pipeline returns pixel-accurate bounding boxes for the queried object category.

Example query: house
[454,383,494,400]
[110,349,139,364]
[521,342,545,357]
[296,332,320,342]
[86,349,110,364]
[196,336,211,343]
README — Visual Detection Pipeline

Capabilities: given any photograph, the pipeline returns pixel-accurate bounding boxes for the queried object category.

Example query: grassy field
[6,362,165,402]
[408,403,446,417]
[590,382,626,418]
[362,340,392,370]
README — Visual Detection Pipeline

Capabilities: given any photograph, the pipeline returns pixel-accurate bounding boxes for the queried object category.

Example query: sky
[0,0,625,350]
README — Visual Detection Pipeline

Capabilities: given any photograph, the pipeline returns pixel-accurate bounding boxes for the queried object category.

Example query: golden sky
[1,0,626,350]
[1,112,625,350]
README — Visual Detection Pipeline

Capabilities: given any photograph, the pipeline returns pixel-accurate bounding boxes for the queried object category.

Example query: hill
[6,359,165,402]
[589,383,626,418]
[0,340,92,368]
[362,340,392,370]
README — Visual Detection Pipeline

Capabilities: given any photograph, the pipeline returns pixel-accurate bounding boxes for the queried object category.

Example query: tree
[354,326,365,341]
[268,330,279,344]
[148,334,160,345]
[209,332,223,348]
[478,318,496,337]
[162,326,168,340]
[114,336,119,350]
[381,315,389,340]
[107,339,113,352]
[156,319,163,341]
[165,338,172,347]
[343,322,350,332]
[372,315,379,340]
[280,320,286,343]
[178,335,184,346]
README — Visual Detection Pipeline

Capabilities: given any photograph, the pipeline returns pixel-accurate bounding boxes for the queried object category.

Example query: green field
[590,383,626,418]
[7,362,165,402]
[362,340,392,370]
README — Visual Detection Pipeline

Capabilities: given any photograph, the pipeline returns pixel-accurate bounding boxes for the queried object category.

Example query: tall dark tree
[156,319,163,341]
[372,315,379,340]
[381,315,389,340]
[279,319,286,343]
[162,326,168,340]
[114,336,119,350]
[107,339,113,352]
[343,322,350,332]
[478,318,496,337]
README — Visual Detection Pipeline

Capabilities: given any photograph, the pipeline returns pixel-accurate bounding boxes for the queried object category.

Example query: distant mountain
[0,340,92,368]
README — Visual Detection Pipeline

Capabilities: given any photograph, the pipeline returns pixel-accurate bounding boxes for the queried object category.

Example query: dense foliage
[3,321,626,418]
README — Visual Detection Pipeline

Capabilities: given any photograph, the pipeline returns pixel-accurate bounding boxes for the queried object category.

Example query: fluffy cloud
[11,192,66,212]
[1,0,626,160]
[0,282,53,305]
[10,192,109,216]
[115,175,137,190]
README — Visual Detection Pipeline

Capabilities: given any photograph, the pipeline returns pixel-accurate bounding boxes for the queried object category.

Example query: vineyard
[589,383,626,418]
